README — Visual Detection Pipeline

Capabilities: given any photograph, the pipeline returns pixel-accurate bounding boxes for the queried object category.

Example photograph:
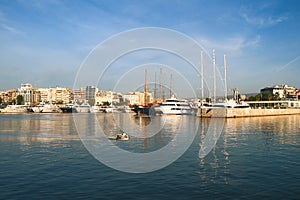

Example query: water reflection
[75,113,195,152]
[0,114,78,144]
[224,115,300,145]
[197,115,300,186]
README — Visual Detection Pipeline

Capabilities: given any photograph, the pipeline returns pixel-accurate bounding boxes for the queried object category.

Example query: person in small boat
[116,133,128,140]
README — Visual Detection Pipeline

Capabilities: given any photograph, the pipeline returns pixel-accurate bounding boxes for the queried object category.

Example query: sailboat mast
[212,49,216,103]
[170,73,172,98]
[159,68,162,100]
[154,71,157,100]
[200,50,204,100]
[144,69,148,106]
[224,54,228,100]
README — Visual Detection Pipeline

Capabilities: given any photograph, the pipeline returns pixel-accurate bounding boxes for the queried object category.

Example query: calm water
[0,113,299,199]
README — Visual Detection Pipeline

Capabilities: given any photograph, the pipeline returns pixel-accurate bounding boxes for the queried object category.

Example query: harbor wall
[198,108,300,118]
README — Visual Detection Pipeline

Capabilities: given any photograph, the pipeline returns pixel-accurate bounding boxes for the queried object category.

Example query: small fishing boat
[116,133,129,141]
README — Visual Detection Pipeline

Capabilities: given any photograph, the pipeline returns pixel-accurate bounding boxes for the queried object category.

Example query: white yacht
[31,103,59,113]
[0,105,28,113]
[154,96,195,115]
[73,102,91,113]
[201,99,250,109]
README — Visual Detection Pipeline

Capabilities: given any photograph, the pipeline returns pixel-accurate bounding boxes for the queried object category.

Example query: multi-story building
[17,83,40,106]
[86,86,97,105]
[260,84,296,100]
[123,91,153,106]
[73,87,86,103]
[95,90,113,105]
[0,89,17,104]
[50,87,72,104]
[123,92,142,105]
[38,88,51,103]
[37,87,72,104]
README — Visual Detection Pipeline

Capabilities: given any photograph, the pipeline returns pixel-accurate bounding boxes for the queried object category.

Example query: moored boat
[0,105,28,113]
[154,96,195,115]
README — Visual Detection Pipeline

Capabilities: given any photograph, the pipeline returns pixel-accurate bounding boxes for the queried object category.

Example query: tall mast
[144,69,148,106]
[224,54,228,100]
[169,73,172,98]
[200,50,204,100]
[212,49,216,102]
[154,71,157,100]
[159,68,162,100]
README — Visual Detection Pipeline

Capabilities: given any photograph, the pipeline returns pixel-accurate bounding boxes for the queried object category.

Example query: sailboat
[199,50,250,110]
[133,69,155,116]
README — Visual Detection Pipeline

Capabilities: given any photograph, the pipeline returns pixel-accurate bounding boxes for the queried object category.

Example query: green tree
[102,101,111,106]
[247,96,255,101]
[255,94,261,101]
[16,95,24,105]
[262,93,273,101]
[274,92,280,100]
[88,99,95,106]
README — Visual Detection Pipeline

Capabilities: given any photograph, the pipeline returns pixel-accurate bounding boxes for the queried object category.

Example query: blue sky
[1,0,300,97]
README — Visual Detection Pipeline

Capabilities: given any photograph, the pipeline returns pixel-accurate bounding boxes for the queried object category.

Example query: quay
[198,100,300,118]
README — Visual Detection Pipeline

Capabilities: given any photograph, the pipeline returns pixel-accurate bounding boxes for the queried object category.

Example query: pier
[198,99,300,118]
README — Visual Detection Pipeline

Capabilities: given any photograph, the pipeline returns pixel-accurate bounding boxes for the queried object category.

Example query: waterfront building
[95,90,114,105]
[38,88,51,103]
[17,83,40,106]
[260,84,296,100]
[0,89,17,104]
[50,87,72,104]
[37,87,72,104]
[123,91,153,106]
[73,87,86,103]
[123,92,140,105]
[86,86,97,105]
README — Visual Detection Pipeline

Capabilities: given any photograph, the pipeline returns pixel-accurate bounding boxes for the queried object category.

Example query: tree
[102,101,111,106]
[247,96,255,101]
[255,94,261,101]
[0,97,2,104]
[16,95,24,105]
[274,92,280,100]
[262,93,273,101]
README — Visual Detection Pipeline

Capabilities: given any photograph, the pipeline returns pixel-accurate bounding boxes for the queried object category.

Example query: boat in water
[73,102,91,113]
[116,133,129,141]
[201,99,250,109]
[154,96,195,115]
[0,105,28,113]
[29,103,59,113]
[133,105,156,116]
[59,104,75,113]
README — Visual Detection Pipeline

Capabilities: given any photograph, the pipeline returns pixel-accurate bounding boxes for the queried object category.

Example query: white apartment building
[37,87,72,104]
[123,91,153,105]
[17,83,40,106]
[50,87,72,104]
[261,84,296,99]
[95,90,114,105]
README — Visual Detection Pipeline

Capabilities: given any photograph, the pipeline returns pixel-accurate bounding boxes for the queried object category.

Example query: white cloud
[0,23,24,35]
[196,35,260,54]
[0,10,25,36]
[239,4,289,27]
[241,13,288,26]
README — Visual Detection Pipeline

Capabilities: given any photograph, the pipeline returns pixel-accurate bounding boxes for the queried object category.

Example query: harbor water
[0,113,299,199]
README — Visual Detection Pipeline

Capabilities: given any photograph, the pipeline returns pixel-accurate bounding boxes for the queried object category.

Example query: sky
[1,0,300,97]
